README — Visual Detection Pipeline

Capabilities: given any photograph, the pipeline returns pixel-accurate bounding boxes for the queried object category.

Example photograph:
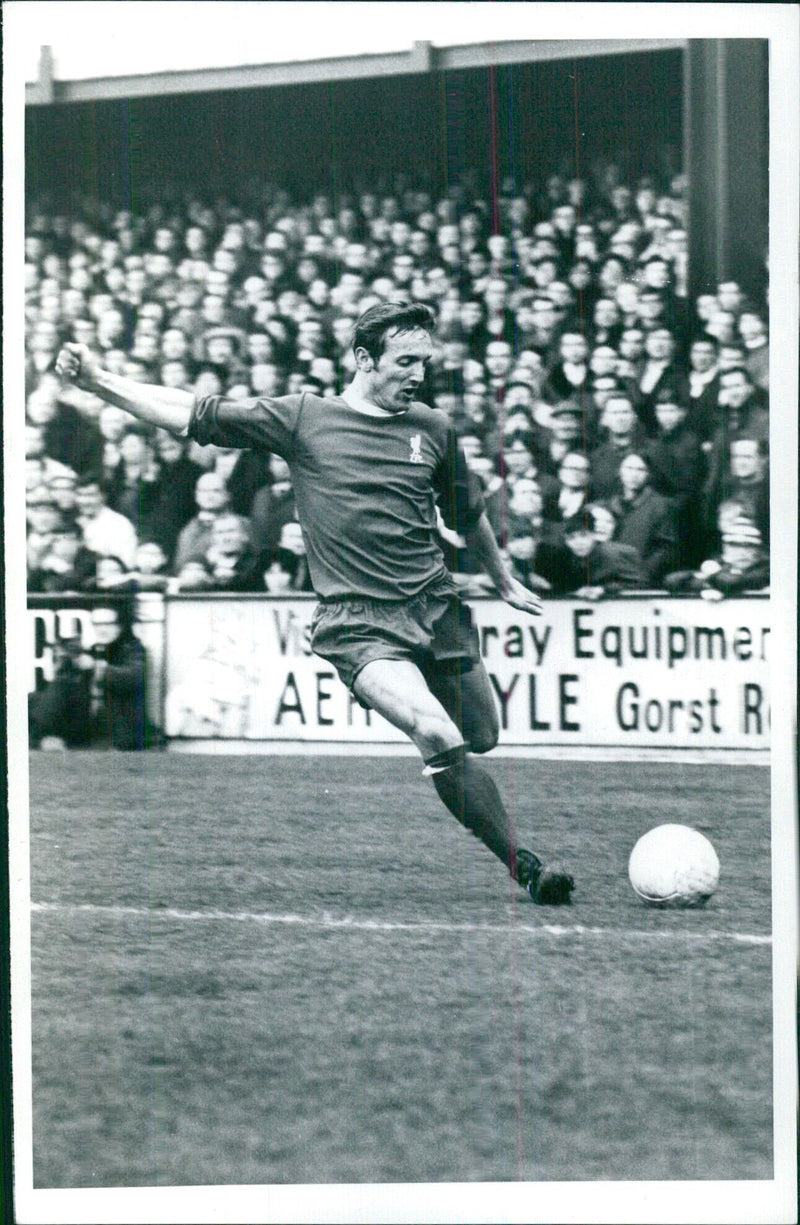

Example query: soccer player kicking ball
[56,302,574,904]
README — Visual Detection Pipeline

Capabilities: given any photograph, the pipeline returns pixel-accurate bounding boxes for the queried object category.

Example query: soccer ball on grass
[628,824,720,908]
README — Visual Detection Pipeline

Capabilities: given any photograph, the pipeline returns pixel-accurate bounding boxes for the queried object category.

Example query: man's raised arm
[55,343,194,436]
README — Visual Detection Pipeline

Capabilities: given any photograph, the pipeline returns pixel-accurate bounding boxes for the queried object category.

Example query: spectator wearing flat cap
[536,399,591,479]
[664,500,769,597]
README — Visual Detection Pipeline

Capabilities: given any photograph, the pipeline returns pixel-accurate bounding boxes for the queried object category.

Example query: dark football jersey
[189,393,484,600]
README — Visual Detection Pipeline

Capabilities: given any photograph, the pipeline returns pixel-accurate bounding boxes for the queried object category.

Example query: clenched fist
[55,343,100,390]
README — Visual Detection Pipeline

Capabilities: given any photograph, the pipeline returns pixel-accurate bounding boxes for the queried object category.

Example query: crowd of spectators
[25,164,770,601]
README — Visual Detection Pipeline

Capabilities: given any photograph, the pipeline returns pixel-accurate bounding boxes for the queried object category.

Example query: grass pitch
[28,752,772,1186]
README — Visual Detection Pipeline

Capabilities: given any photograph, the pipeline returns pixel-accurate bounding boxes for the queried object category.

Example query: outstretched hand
[501,575,545,616]
[55,343,100,390]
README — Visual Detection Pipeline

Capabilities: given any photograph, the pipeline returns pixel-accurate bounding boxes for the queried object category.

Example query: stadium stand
[24,159,769,597]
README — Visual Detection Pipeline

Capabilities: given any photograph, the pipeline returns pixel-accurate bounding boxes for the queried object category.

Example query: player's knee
[469,722,499,754]
[411,708,462,757]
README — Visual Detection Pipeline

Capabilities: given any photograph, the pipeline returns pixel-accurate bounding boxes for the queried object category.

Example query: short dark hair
[352,301,436,362]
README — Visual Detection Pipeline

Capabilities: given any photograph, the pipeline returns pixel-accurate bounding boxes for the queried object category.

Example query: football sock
[425,744,525,875]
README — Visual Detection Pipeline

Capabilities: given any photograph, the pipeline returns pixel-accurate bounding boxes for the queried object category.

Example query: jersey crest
[409,433,424,464]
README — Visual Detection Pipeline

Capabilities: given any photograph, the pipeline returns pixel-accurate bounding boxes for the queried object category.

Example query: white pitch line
[30,901,772,945]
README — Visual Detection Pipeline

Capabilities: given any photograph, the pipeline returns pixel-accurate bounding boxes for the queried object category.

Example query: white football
[628,824,720,908]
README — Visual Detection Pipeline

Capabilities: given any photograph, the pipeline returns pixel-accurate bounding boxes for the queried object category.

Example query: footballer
[57,301,574,904]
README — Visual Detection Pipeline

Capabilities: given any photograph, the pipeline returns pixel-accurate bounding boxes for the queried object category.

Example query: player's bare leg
[353,658,573,903]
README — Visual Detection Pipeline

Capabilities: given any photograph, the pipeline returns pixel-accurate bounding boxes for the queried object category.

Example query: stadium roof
[15,2,686,105]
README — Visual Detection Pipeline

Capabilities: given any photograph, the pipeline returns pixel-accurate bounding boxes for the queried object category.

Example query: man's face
[591,507,616,542]
[120,433,149,466]
[485,342,512,377]
[616,282,639,314]
[718,345,746,371]
[590,347,618,377]
[76,484,103,517]
[26,390,58,426]
[136,542,167,573]
[738,313,765,344]
[509,478,542,518]
[594,299,619,329]
[638,293,664,322]
[646,330,674,361]
[730,441,762,480]
[91,609,122,646]
[156,431,183,463]
[207,336,235,365]
[162,360,189,388]
[605,399,636,435]
[548,282,572,310]
[485,280,507,312]
[707,311,736,342]
[592,377,618,409]
[720,372,752,409]
[466,251,487,279]
[504,386,534,413]
[565,529,595,559]
[502,439,533,476]
[195,473,229,511]
[619,454,650,494]
[132,333,159,364]
[212,515,248,553]
[717,282,743,312]
[560,334,587,364]
[643,260,670,289]
[361,327,432,414]
[531,299,556,331]
[161,329,188,361]
[391,255,414,286]
[460,301,483,331]
[690,341,717,372]
[553,204,576,233]
[655,401,686,433]
[98,309,124,343]
[550,412,580,442]
[559,453,590,489]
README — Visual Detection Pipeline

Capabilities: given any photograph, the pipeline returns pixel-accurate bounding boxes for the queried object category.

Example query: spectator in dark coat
[542,450,592,532]
[105,426,161,539]
[148,430,205,558]
[89,604,160,749]
[702,366,770,526]
[533,507,647,598]
[26,524,97,593]
[739,310,769,391]
[27,382,104,475]
[665,507,769,597]
[248,454,298,556]
[589,394,650,500]
[686,337,721,443]
[609,453,680,584]
[634,327,687,434]
[202,513,264,591]
[536,401,596,479]
[644,389,706,565]
[172,471,233,574]
[543,332,590,403]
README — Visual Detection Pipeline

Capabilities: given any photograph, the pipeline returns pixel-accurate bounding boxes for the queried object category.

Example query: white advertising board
[163,596,770,749]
